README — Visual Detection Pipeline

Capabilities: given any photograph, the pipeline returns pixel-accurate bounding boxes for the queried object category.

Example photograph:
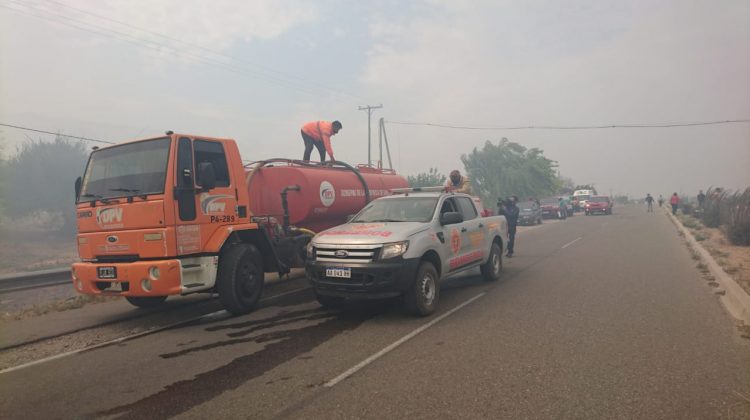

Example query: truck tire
[217,243,264,315]
[125,296,167,308]
[480,242,502,282]
[404,261,439,316]
[315,291,345,309]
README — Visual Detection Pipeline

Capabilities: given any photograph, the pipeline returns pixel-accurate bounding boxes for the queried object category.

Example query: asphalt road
[1,205,748,419]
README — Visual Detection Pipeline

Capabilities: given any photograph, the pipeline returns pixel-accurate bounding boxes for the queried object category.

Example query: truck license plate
[326,267,351,279]
[97,266,117,279]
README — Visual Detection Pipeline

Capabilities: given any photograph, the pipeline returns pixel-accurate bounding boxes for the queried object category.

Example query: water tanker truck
[72,132,408,314]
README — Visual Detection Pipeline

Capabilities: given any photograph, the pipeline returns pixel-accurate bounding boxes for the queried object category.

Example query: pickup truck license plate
[326,267,351,279]
[97,266,117,279]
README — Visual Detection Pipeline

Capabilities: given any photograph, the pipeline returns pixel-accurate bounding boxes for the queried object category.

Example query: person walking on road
[301,120,342,162]
[645,193,654,212]
[670,192,680,215]
[697,189,706,208]
[503,196,519,258]
[658,195,664,208]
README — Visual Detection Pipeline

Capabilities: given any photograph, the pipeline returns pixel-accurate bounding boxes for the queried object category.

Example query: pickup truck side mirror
[74,176,82,200]
[440,211,463,225]
[198,162,216,191]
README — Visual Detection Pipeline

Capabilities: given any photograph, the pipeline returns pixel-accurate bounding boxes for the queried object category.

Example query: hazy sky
[1,0,748,197]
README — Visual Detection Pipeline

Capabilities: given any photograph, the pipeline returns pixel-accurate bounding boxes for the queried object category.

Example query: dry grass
[1,295,116,321]
[0,231,77,274]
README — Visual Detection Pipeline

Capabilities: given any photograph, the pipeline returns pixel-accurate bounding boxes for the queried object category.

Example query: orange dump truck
[72,132,407,314]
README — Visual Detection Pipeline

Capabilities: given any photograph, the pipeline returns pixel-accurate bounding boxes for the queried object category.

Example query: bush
[702,187,724,228]
[726,188,750,246]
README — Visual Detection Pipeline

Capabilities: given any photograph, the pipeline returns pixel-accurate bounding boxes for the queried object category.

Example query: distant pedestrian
[503,196,519,258]
[670,192,680,215]
[658,195,664,208]
[697,189,706,208]
[645,193,654,212]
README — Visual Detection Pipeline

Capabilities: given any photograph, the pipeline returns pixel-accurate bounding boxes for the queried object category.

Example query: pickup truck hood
[313,222,427,245]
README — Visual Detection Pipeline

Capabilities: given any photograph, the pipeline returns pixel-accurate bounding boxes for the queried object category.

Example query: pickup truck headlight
[380,241,409,260]
[306,242,314,259]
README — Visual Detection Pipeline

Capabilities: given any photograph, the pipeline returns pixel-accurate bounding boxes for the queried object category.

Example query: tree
[5,136,88,234]
[461,138,559,206]
[407,167,446,188]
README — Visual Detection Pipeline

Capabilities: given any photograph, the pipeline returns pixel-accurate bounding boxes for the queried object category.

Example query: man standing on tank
[301,120,342,162]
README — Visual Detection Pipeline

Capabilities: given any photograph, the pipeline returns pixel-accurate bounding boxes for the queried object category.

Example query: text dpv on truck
[72,132,408,314]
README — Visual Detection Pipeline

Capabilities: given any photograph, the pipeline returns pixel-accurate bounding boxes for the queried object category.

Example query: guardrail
[0,268,71,294]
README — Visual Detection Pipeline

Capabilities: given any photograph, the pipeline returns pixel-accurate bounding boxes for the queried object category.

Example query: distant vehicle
[518,201,543,225]
[585,195,613,215]
[573,189,597,210]
[306,188,508,316]
[540,198,565,219]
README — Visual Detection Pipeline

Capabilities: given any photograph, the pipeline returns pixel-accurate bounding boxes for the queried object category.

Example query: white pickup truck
[305,189,508,315]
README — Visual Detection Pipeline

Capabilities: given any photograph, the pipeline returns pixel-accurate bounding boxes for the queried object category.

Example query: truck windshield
[78,138,171,202]
[352,197,438,223]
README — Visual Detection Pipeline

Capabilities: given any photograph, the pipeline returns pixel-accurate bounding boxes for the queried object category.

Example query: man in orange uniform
[301,120,342,162]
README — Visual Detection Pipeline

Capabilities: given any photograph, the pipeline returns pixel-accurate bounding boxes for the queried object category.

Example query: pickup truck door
[438,197,482,273]
[454,196,487,265]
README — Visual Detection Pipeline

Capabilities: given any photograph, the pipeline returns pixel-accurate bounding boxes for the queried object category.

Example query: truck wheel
[217,244,264,315]
[125,296,167,308]
[480,242,502,282]
[315,291,345,309]
[404,262,439,316]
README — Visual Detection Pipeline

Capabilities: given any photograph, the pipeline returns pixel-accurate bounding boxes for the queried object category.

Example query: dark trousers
[671,204,678,215]
[302,131,326,162]
[507,226,517,255]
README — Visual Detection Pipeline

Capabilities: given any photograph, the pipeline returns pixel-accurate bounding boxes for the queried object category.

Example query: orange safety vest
[301,121,336,157]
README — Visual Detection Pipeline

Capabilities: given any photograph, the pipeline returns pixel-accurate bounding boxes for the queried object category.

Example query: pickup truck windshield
[352,197,438,223]
[589,197,609,203]
[78,138,171,202]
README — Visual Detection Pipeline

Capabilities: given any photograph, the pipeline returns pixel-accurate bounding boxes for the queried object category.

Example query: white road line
[0,286,312,375]
[324,292,486,388]
[561,237,582,249]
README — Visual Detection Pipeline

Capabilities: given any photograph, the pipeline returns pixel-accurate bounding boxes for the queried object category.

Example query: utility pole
[358,104,382,166]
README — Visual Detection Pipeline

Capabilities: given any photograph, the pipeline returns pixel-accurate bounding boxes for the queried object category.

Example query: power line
[1,1,365,102]
[42,0,367,102]
[385,119,750,130]
[0,123,114,144]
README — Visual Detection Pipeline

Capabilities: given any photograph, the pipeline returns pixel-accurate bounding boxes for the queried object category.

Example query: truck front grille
[314,244,382,263]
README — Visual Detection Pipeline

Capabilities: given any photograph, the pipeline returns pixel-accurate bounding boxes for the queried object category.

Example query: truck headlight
[380,241,409,259]
[306,242,314,259]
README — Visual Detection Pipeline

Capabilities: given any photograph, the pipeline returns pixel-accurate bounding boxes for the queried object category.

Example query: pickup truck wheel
[480,243,502,282]
[315,292,345,309]
[217,244,264,315]
[125,296,167,308]
[404,262,439,316]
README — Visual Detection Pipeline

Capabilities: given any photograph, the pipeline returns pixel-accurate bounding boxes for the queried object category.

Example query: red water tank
[246,161,408,233]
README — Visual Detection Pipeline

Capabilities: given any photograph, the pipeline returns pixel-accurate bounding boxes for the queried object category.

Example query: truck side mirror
[440,211,463,225]
[75,176,82,200]
[198,162,216,191]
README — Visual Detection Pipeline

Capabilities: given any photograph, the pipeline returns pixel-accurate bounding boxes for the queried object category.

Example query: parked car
[540,197,565,219]
[585,195,613,215]
[306,189,508,316]
[518,201,543,225]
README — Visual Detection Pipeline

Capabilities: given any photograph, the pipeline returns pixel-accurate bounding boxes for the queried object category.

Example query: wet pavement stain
[159,313,336,359]
[93,307,380,420]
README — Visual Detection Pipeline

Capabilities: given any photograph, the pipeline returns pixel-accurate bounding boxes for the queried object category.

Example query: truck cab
[72,134,265,312]
[306,188,508,315]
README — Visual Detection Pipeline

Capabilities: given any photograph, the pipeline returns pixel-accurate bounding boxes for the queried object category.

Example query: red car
[585,195,613,215]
